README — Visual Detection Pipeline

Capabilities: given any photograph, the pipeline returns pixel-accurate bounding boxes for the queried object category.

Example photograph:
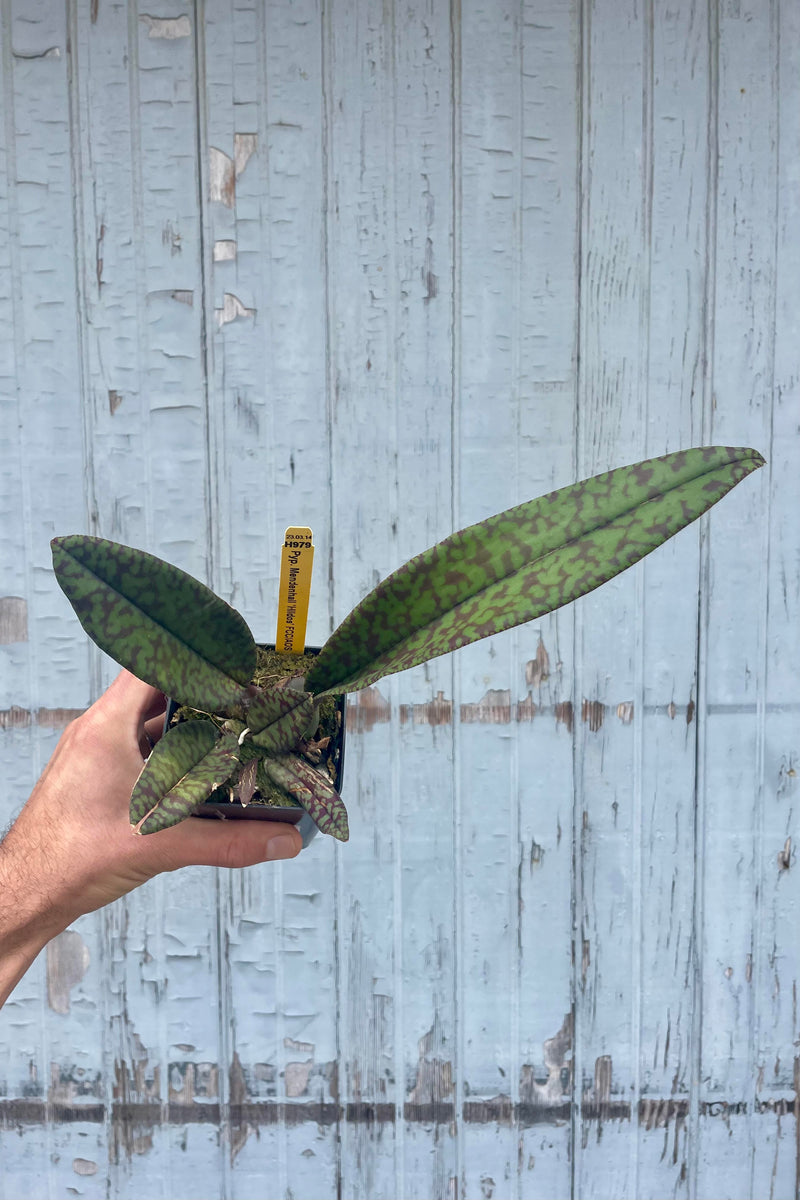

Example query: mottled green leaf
[247,686,317,753]
[262,754,349,842]
[51,535,256,710]
[131,720,239,834]
[306,446,764,695]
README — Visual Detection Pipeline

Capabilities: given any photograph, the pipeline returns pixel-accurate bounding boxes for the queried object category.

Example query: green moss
[169,644,343,811]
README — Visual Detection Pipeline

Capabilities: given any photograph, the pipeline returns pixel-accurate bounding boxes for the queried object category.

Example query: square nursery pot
[163,645,346,848]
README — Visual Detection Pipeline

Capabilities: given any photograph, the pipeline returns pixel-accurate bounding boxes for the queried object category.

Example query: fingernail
[267,832,301,861]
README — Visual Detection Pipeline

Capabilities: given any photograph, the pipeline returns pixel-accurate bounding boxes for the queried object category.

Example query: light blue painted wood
[1,1,798,1198]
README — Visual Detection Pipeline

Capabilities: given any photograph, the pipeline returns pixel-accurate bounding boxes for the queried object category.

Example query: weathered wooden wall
[0,1,798,1197]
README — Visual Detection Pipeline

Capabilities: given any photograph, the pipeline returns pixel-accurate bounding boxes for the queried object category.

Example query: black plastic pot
[162,645,346,848]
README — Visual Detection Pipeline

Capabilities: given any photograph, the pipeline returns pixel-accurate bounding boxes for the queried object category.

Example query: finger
[143,713,166,746]
[140,818,303,872]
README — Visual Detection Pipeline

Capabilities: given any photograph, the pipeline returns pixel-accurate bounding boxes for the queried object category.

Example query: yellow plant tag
[275,526,315,654]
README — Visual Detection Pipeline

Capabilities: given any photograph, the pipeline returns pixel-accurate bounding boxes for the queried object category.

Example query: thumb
[102,670,165,726]
[141,816,304,872]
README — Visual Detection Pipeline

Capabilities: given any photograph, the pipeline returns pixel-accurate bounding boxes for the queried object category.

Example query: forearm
[0,828,74,1006]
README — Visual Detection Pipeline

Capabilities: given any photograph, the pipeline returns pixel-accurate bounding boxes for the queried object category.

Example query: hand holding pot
[0,670,302,1007]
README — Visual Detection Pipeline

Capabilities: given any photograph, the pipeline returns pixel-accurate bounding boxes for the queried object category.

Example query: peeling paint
[461,689,511,724]
[46,930,90,1014]
[520,1012,572,1109]
[234,133,257,178]
[2,1092,793,1131]
[139,14,191,39]
[778,837,792,871]
[170,289,193,306]
[422,236,438,302]
[162,220,182,254]
[72,1159,97,1176]
[342,688,675,730]
[346,686,391,732]
[168,1062,218,1104]
[581,698,605,732]
[209,147,235,207]
[48,1063,102,1106]
[108,389,123,415]
[525,636,550,687]
[229,1052,251,1163]
[213,239,237,261]
[0,596,28,643]
[555,700,574,732]
[215,293,255,326]
[0,706,84,730]
[406,1025,453,1118]
[285,1037,315,1098]
[96,221,105,288]
[399,689,452,725]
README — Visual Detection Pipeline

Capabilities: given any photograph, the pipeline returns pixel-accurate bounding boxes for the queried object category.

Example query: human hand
[0,670,302,1006]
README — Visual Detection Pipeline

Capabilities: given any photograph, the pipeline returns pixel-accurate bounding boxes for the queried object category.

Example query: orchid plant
[52,445,763,843]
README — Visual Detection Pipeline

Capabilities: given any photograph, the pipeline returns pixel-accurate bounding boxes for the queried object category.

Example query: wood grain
[0,1,796,1197]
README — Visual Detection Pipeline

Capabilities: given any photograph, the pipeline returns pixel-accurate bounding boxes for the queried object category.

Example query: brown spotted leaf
[131,720,239,834]
[247,686,316,753]
[262,754,349,842]
[305,446,764,695]
[51,535,256,711]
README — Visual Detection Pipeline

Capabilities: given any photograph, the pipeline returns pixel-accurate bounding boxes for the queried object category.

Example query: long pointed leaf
[52,535,256,710]
[262,754,349,842]
[132,722,239,834]
[306,446,764,695]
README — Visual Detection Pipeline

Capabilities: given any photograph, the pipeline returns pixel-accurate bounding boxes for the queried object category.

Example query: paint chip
[461,689,511,724]
[346,687,391,732]
[234,133,257,178]
[209,147,235,207]
[399,690,452,726]
[215,293,255,327]
[0,596,28,643]
[778,836,792,871]
[525,637,550,688]
[0,706,84,729]
[72,1160,98,1177]
[139,14,191,39]
[170,289,194,306]
[47,930,90,1015]
[213,240,237,262]
[581,698,605,732]
[108,389,123,415]
[554,700,573,732]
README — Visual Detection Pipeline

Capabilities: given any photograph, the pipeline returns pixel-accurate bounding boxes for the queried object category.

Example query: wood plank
[572,0,649,1193]
[456,0,524,1188]
[631,2,710,1195]
[515,6,581,1198]
[66,5,227,1193]
[694,0,780,1193]
[0,0,105,1154]
[198,3,341,1194]
[323,0,403,1192]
